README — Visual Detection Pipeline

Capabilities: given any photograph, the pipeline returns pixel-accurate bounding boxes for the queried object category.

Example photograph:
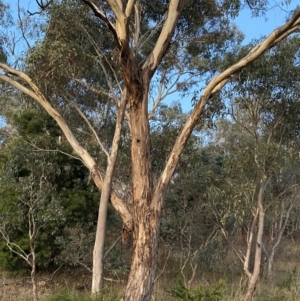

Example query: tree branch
[104,236,121,259]
[80,0,119,47]
[35,0,53,10]
[152,8,300,205]
[70,100,110,160]
[106,0,125,21]
[125,0,136,19]
[133,1,140,52]
[142,0,185,76]
[0,64,133,230]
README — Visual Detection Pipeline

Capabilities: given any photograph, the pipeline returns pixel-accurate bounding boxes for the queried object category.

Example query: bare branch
[138,17,165,55]
[273,190,300,251]
[73,78,111,98]
[154,246,172,282]
[17,0,31,49]
[79,24,123,101]
[0,65,97,164]
[104,236,121,259]
[230,105,256,138]
[133,1,140,52]
[78,24,133,126]
[80,0,119,46]
[148,70,197,119]
[77,260,92,273]
[35,0,53,10]
[71,101,110,160]
[23,139,84,163]
[0,229,31,264]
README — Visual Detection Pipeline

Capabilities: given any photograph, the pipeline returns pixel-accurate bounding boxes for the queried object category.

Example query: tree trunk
[29,234,38,301]
[92,190,110,293]
[92,96,126,294]
[265,191,299,281]
[121,86,158,301]
[244,179,267,301]
[267,249,275,280]
[244,210,258,278]
[31,256,38,301]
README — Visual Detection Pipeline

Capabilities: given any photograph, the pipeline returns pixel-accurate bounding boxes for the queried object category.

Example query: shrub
[168,279,225,301]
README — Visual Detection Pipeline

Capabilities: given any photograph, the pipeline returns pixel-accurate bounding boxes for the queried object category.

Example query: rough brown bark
[120,81,158,301]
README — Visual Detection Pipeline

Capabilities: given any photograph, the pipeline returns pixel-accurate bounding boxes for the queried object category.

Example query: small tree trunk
[92,190,110,293]
[91,97,126,294]
[266,249,275,280]
[264,191,299,281]
[244,211,258,278]
[244,179,266,301]
[29,234,39,301]
[31,257,38,301]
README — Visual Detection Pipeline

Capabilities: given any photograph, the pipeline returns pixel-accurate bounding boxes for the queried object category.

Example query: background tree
[0,137,64,301]
[202,35,300,300]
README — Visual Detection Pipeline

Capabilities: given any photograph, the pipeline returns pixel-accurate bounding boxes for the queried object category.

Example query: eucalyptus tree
[0,1,300,301]
[215,36,300,300]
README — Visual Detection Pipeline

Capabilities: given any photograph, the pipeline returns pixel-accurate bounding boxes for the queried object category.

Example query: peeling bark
[121,82,157,301]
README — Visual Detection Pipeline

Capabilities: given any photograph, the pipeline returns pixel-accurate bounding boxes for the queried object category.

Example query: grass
[1,237,300,300]
[44,289,119,301]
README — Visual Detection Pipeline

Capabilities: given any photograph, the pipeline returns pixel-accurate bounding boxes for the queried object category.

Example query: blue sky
[235,2,300,43]
[11,1,300,44]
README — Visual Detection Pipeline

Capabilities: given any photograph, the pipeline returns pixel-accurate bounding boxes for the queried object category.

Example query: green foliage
[168,280,225,301]
[198,237,228,267]
[13,109,60,139]
[0,108,100,270]
[0,241,22,270]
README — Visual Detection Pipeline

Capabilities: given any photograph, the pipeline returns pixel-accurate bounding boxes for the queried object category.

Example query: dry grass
[0,271,52,301]
[1,237,300,300]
